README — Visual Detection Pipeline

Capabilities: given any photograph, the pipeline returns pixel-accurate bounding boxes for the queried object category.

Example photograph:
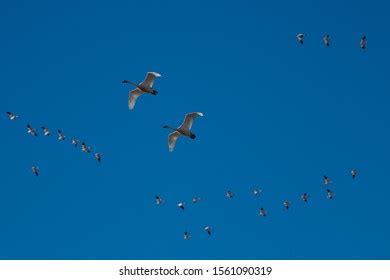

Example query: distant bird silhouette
[94,153,102,162]
[57,130,65,141]
[323,34,331,46]
[184,231,191,240]
[204,226,212,235]
[296,33,304,44]
[163,112,204,152]
[192,197,201,204]
[81,142,91,153]
[326,189,335,199]
[31,166,39,176]
[122,72,161,110]
[360,36,367,49]
[301,193,309,202]
[42,127,50,136]
[226,191,233,199]
[351,169,358,179]
[324,175,332,185]
[6,112,18,120]
[27,124,38,136]
[283,200,290,210]
[71,138,79,147]
[178,202,185,210]
[155,195,164,205]
[259,207,267,217]
[252,188,262,196]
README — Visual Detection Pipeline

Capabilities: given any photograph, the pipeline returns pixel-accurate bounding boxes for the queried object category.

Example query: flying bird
[360,36,367,49]
[326,189,335,199]
[42,127,50,136]
[6,112,18,120]
[155,195,164,205]
[226,191,233,199]
[283,200,290,210]
[192,197,201,204]
[27,124,38,136]
[259,207,267,217]
[324,175,332,185]
[323,34,331,46]
[296,33,304,44]
[163,112,204,152]
[71,138,79,147]
[351,169,358,179]
[204,226,212,235]
[178,202,185,210]
[94,153,102,162]
[57,130,65,141]
[301,193,309,202]
[81,142,91,153]
[122,72,161,110]
[31,166,39,176]
[183,232,191,240]
[252,188,262,196]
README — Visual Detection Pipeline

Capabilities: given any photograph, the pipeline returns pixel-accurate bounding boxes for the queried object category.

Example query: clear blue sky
[1,0,389,259]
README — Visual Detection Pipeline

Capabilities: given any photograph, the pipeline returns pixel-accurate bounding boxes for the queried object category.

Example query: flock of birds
[296,33,368,48]
[4,111,102,176]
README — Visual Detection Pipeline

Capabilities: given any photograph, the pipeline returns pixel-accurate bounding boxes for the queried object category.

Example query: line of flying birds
[296,33,368,48]
[155,171,359,240]
[5,111,102,176]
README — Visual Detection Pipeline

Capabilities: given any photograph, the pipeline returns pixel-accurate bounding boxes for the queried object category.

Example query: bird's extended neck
[122,80,139,88]
[163,125,177,132]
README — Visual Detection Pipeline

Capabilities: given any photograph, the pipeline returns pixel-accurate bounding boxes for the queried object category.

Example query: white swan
[31,166,39,176]
[360,36,367,49]
[42,127,50,136]
[351,169,358,179]
[204,226,212,235]
[57,130,65,141]
[81,142,91,153]
[122,72,161,110]
[259,207,267,217]
[6,112,18,120]
[27,124,38,136]
[163,112,204,152]
[283,200,290,210]
[296,33,304,44]
[323,34,331,46]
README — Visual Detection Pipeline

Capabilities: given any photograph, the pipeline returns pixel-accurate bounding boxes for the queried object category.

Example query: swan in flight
[204,226,212,235]
[183,232,191,240]
[253,188,262,196]
[81,142,91,153]
[122,72,161,110]
[31,166,39,176]
[71,138,79,147]
[155,195,164,205]
[42,127,51,136]
[296,33,304,44]
[324,175,332,185]
[94,153,102,162]
[323,34,331,46]
[178,202,185,210]
[226,191,233,199]
[192,197,201,204]
[351,169,358,179]
[259,207,267,217]
[326,189,335,199]
[27,124,38,136]
[163,112,204,152]
[57,130,65,141]
[283,200,290,210]
[360,36,367,49]
[301,193,309,202]
[6,112,18,120]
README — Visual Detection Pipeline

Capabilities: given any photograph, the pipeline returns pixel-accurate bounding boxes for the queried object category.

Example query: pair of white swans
[123,72,203,152]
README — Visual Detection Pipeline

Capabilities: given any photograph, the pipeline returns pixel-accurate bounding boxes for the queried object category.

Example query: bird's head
[122,80,129,84]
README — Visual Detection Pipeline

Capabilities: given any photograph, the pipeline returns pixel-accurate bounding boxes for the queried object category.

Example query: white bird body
[123,72,161,110]
[351,169,358,179]
[283,200,290,209]
[27,125,38,136]
[360,36,367,49]
[327,189,335,199]
[57,130,65,141]
[6,112,18,120]
[259,208,267,217]
[155,195,164,205]
[71,138,79,147]
[184,232,191,240]
[297,33,304,44]
[42,127,50,136]
[95,153,102,162]
[81,142,91,153]
[204,226,212,235]
[163,112,204,152]
[323,34,331,46]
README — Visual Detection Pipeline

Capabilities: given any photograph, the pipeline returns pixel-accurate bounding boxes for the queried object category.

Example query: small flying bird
[178,202,185,210]
[122,72,161,110]
[351,169,358,179]
[81,142,91,153]
[155,195,164,205]
[6,112,18,120]
[296,33,304,44]
[204,226,212,235]
[252,188,262,196]
[192,197,201,204]
[226,191,233,199]
[31,166,39,176]
[71,138,79,147]
[283,200,290,210]
[163,112,204,152]
[324,175,332,185]
[57,130,65,141]
[259,207,267,217]
[42,127,50,136]
[183,232,191,240]
[326,189,335,199]
[323,34,331,46]
[360,36,367,49]
[27,124,38,136]
[94,153,102,162]
[301,193,309,202]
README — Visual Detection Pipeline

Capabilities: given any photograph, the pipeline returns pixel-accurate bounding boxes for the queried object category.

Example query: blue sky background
[0,0,389,259]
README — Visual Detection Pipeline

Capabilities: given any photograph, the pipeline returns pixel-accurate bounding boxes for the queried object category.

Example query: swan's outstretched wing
[128,88,143,110]
[168,131,181,152]
[140,72,161,88]
[179,112,203,131]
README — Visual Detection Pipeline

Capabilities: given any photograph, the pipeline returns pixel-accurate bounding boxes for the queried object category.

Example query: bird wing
[168,131,181,152]
[178,112,204,131]
[128,88,143,110]
[140,72,161,88]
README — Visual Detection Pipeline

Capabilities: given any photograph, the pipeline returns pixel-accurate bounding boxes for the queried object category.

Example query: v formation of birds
[4,34,365,240]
